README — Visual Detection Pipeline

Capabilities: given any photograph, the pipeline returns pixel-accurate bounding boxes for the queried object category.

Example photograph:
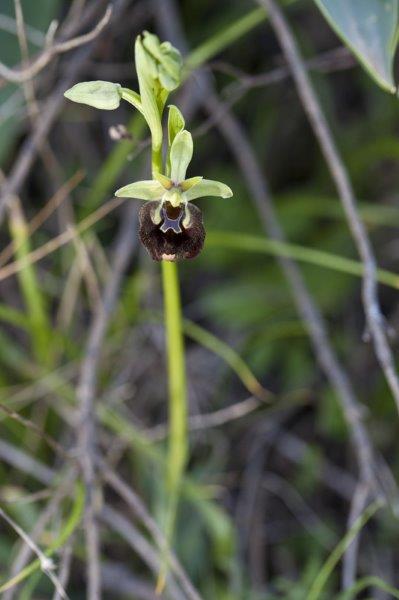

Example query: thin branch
[0,170,85,267]
[0,402,73,460]
[100,506,186,600]
[0,506,70,600]
[146,396,261,441]
[0,6,112,83]
[0,438,55,485]
[3,471,75,600]
[52,539,74,600]
[0,0,120,225]
[258,0,399,414]
[0,196,125,282]
[101,562,160,600]
[76,204,139,600]
[0,14,45,46]
[100,461,204,600]
[341,482,370,590]
[194,46,355,138]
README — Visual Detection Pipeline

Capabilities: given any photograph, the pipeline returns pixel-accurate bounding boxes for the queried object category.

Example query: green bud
[142,31,183,91]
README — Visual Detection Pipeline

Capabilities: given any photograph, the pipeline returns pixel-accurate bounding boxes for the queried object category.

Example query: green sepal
[185,179,233,201]
[180,176,203,192]
[114,180,164,199]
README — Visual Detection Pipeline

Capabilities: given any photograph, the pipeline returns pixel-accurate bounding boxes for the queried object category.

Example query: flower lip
[160,203,183,234]
[139,201,205,261]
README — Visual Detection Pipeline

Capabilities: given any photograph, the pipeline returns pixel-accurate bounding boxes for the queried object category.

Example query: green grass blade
[8,201,52,367]
[183,318,270,400]
[337,575,399,600]
[307,499,383,600]
[206,231,399,290]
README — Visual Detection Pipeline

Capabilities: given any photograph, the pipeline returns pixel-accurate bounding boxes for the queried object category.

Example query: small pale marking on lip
[162,253,176,261]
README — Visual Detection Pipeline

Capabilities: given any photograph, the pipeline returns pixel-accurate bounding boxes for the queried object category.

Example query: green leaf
[170,130,193,182]
[185,178,233,200]
[313,0,398,93]
[114,180,164,199]
[64,81,122,109]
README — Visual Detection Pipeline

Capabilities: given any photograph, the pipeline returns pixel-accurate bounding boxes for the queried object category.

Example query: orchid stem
[162,258,187,508]
[152,142,187,592]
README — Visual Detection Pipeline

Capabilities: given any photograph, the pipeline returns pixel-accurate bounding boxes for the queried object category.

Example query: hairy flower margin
[64,31,233,260]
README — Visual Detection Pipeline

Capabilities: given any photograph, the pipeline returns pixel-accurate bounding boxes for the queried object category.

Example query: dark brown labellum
[139,201,205,261]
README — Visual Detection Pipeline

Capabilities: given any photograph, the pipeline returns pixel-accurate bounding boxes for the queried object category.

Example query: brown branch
[100,506,186,600]
[0,6,112,83]
[341,482,370,590]
[100,462,203,600]
[76,204,139,600]
[257,0,399,414]
[3,471,76,600]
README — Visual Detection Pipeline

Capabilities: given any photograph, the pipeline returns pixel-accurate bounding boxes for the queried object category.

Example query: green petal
[185,179,233,201]
[180,176,203,191]
[154,172,173,189]
[114,180,164,200]
[64,81,122,110]
[170,130,193,183]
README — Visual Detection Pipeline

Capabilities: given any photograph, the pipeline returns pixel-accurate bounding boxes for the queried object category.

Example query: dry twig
[0,6,112,83]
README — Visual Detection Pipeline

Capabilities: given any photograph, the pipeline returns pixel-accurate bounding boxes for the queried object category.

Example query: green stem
[151,134,187,589]
[162,261,188,496]
[157,258,187,591]
[152,145,163,176]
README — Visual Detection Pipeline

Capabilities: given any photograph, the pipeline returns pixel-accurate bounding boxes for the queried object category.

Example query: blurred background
[1,0,399,598]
